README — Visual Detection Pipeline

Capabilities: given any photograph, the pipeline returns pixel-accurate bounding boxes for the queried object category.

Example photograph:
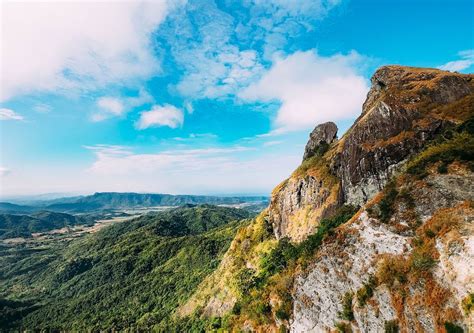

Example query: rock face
[270,175,341,242]
[303,122,338,160]
[291,171,474,332]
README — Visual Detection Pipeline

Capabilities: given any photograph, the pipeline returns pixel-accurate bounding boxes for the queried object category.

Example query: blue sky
[1,0,473,197]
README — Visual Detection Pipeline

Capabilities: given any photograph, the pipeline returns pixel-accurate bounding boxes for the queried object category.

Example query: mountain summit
[180,66,474,332]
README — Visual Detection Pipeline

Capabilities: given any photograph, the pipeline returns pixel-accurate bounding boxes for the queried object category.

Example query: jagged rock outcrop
[303,122,338,160]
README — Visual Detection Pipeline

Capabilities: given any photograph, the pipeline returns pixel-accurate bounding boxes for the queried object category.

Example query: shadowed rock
[303,121,338,160]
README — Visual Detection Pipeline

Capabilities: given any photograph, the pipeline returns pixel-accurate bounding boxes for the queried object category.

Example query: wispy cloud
[82,143,298,194]
[92,97,125,122]
[263,140,283,147]
[438,50,474,72]
[161,0,342,101]
[33,104,52,114]
[240,49,368,131]
[84,144,252,175]
[0,108,24,121]
[1,1,173,101]
[135,104,184,129]
[92,89,153,122]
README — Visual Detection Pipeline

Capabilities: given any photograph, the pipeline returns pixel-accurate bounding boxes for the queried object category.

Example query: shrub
[278,325,288,333]
[376,256,409,288]
[444,322,464,333]
[437,162,448,174]
[410,248,436,272]
[235,268,257,295]
[397,187,415,209]
[275,307,290,321]
[406,130,474,178]
[339,292,354,321]
[424,229,436,238]
[356,276,376,307]
[299,205,358,259]
[377,181,398,223]
[384,320,399,333]
[335,321,352,333]
[210,317,221,329]
[259,238,297,279]
[255,302,272,315]
[462,293,474,315]
[231,302,242,315]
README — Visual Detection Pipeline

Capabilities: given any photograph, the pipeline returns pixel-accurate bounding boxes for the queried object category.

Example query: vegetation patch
[444,321,464,333]
[384,320,399,333]
[339,292,354,321]
[406,117,474,178]
[462,293,474,315]
[335,321,353,333]
[356,276,376,307]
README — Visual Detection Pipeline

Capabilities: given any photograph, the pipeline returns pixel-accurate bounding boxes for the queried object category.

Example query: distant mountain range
[0,192,269,213]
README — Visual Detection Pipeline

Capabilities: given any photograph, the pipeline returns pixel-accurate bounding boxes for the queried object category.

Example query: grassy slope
[0,205,250,330]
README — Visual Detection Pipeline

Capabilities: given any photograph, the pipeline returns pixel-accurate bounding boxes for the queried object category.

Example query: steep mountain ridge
[179,66,474,332]
[270,65,473,242]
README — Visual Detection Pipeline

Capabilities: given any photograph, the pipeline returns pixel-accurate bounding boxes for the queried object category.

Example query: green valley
[0,205,251,330]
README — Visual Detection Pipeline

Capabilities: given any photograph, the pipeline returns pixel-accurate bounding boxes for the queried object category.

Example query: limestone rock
[291,171,474,332]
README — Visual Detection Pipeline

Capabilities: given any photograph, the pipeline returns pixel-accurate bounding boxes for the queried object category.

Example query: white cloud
[92,89,153,122]
[176,48,264,99]
[164,0,341,100]
[0,108,24,121]
[438,50,474,72]
[240,50,368,131]
[135,104,184,129]
[0,1,171,101]
[97,97,124,116]
[84,145,253,176]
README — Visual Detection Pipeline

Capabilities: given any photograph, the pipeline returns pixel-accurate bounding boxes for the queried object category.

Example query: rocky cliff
[178,66,474,332]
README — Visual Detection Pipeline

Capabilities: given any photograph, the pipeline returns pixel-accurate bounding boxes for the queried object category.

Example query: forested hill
[0,211,94,239]
[0,205,251,330]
